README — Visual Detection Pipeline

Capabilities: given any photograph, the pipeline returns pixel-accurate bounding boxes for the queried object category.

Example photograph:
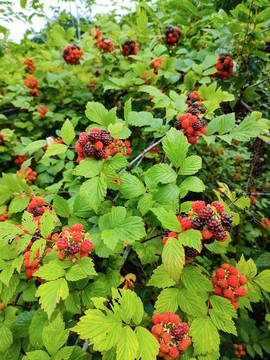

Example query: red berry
[95,141,103,150]
[179,322,189,334]
[57,237,69,250]
[160,343,169,353]
[181,119,190,129]
[162,332,171,343]
[214,285,223,295]
[224,289,234,301]
[169,347,179,358]
[72,223,83,232]
[228,275,239,287]
[188,136,197,144]
[191,201,205,212]
[178,338,189,351]
[81,239,94,253]
[239,274,247,285]
[216,268,226,279]
[180,217,191,230]
[160,313,170,324]
[72,232,83,242]
[153,313,162,324]
[229,267,238,275]
[152,324,164,336]
[219,279,229,289]
[232,302,238,310]
[212,275,218,284]
[189,115,197,123]
[211,201,224,214]
[221,263,230,271]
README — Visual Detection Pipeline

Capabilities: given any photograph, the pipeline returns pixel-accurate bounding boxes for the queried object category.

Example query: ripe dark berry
[193,119,205,131]
[207,218,220,232]
[31,231,42,243]
[184,246,198,258]
[87,131,100,143]
[213,229,227,242]
[83,145,95,157]
[221,213,233,227]
[33,205,45,217]
[100,129,112,146]
[95,149,106,159]
[67,242,80,254]
[174,120,182,130]
[198,207,213,220]
[171,324,185,341]
[191,217,205,230]
[187,108,198,115]
[57,237,69,250]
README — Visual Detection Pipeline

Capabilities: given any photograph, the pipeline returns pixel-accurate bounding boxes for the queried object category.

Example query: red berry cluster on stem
[88,80,97,93]
[233,344,246,358]
[27,196,50,219]
[152,312,191,359]
[140,71,156,84]
[164,26,181,47]
[53,223,93,262]
[107,139,132,157]
[62,44,84,65]
[121,40,139,58]
[14,153,27,166]
[96,37,115,53]
[185,91,206,116]
[212,263,247,310]
[37,106,49,117]
[17,167,37,183]
[75,127,112,163]
[151,57,164,73]
[24,58,35,73]
[24,76,40,96]
[23,249,42,280]
[89,27,102,39]
[0,210,8,222]
[174,113,207,144]
[212,54,233,79]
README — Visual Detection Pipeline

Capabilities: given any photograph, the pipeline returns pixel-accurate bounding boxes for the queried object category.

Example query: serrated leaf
[34,261,66,281]
[148,264,176,288]
[234,197,251,209]
[120,173,146,199]
[218,113,235,135]
[230,115,262,141]
[179,176,205,197]
[146,164,177,184]
[178,229,202,251]
[80,177,107,213]
[40,210,54,238]
[254,270,270,292]
[154,288,179,313]
[151,207,181,232]
[182,265,213,292]
[24,140,47,153]
[0,265,14,287]
[8,196,30,215]
[61,119,75,146]
[65,257,97,281]
[73,158,103,178]
[53,195,70,218]
[209,309,237,335]
[29,310,49,348]
[162,128,188,168]
[162,237,185,283]
[178,289,207,316]
[105,153,129,172]
[24,350,50,360]
[0,325,13,352]
[138,193,153,216]
[44,144,67,157]
[190,317,220,355]
[135,326,159,360]
[179,156,202,175]
[116,326,138,360]
[42,314,69,355]
[35,278,69,319]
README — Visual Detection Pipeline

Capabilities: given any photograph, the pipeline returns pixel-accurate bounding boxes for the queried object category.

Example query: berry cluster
[62,44,84,65]
[151,312,191,359]
[212,263,247,310]
[53,223,93,262]
[75,127,112,163]
[24,76,40,96]
[189,201,232,242]
[121,40,139,58]
[151,57,164,73]
[261,217,270,229]
[140,71,156,84]
[27,196,51,219]
[174,113,207,144]
[37,106,49,117]
[185,91,206,116]
[233,344,246,358]
[164,26,181,47]
[107,139,132,157]
[14,154,27,166]
[212,54,233,80]
[96,37,115,53]
[88,80,97,93]
[89,27,102,39]
[17,167,37,183]
[0,133,3,143]
[44,136,63,150]
[24,58,35,73]
[23,248,41,280]
[0,210,8,222]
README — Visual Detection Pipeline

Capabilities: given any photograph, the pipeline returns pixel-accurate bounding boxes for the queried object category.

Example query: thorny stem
[141,233,163,243]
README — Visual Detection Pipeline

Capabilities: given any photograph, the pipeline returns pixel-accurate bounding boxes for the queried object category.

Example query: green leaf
[162,237,185,283]
[135,327,159,360]
[151,207,182,232]
[209,309,237,335]
[137,10,148,29]
[53,346,74,360]
[61,119,75,146]
[53,195,70,218]
[234,197,251,209]
[40,211,54,238]
[179,176,205,197]
[155,288,179,313]
[3,173,20,192]
[24,350,50,360]
[254,270,270,292]
[85,102,116,126]
[190,317,220,355]
[29,310,49,348]
[73,158,103,178]
[178,289,207,316]
[162,128,188,168]
[0,265,14,287]
[148,264,176,288]
[65,257,97,281]
[127,111,152,127]
[116,326,138,360]
[80,177,107,213]
[218,113,235,135]
[0,325,13,352]
[179,156,202,175]
[182,265,213,292]
[42,314,69,355]
[178,229,202,251]
[24,140,47,153]
[202,55,219,70]
[20,0,27,9]
[8,195,30,215]
[120,173,146,199]
[35,278,69,319]
[230,114,262,141]
[34,261,66,281]
[138,193,153,216]
[105,153,129,172]
[44,144,67,157]
[146,164,177,184]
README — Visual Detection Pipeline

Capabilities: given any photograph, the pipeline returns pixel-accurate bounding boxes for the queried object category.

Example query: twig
[240,100,253,112]
[245,77,269,89]
[82,339,90,351]
[141,233,163,243]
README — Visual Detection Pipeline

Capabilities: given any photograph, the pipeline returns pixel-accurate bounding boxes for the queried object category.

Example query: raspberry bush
[0,1,269,360]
